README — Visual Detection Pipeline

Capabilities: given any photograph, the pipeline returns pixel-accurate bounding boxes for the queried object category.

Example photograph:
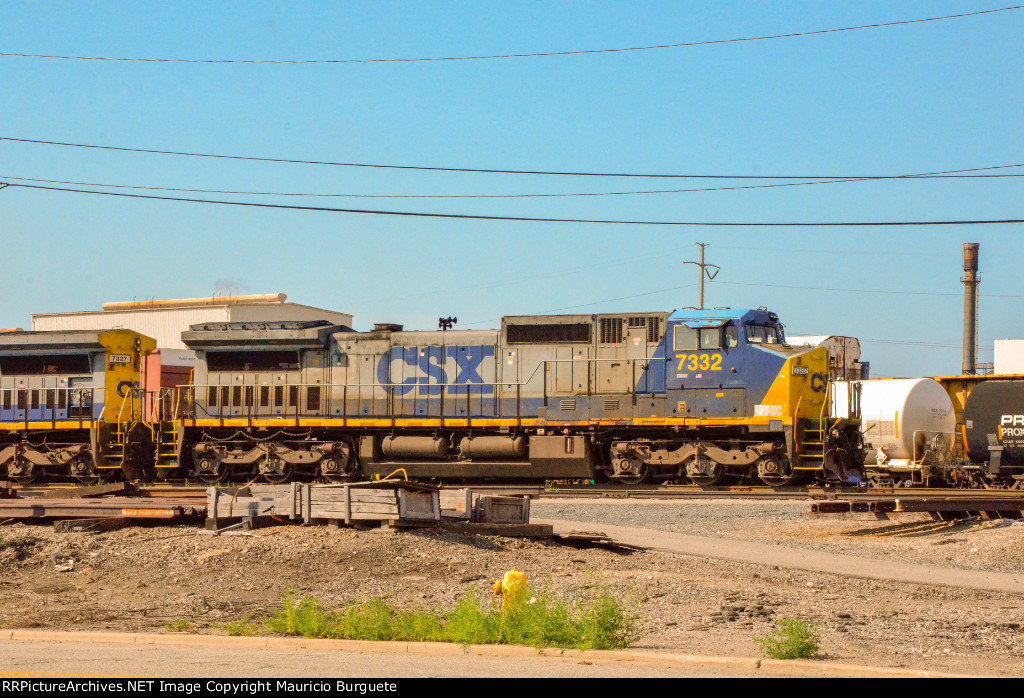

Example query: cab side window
[724,325,739,348]
[674,326,699,351]
[699,328,721,349]
[746,324,767,343]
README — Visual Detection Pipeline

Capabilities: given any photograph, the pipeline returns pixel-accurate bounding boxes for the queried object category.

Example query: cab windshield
[746,324,781,344]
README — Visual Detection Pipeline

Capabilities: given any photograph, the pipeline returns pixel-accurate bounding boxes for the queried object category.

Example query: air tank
[458,435,528,460]
[962,380,1024,466]
[833,379,955,466]
[381,436,451,459]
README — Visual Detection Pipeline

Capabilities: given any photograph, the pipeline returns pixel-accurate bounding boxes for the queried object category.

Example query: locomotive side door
[626,326,647,394]
[303,350,325,416]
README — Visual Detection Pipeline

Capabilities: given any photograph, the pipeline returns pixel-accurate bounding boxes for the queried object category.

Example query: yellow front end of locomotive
[757,346,831,422]
[98,330,156,423]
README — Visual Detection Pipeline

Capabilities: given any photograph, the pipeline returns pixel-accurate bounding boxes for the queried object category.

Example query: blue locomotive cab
[664,309,787,419]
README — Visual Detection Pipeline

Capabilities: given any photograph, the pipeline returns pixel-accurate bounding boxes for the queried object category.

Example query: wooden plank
[36,482,130,499]
[442,522,553,538]
[309,504,399,516]
[314,492,397,504]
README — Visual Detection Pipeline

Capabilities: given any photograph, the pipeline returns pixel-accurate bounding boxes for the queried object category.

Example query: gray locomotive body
[168,309,860,486]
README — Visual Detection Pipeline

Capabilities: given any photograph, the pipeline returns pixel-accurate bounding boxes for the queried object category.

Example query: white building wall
[32,303,353,351]
[32,307,231,350]
[994,340,1024,375]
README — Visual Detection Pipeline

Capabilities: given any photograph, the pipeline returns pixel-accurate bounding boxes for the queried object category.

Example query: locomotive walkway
[537,518,1024,595]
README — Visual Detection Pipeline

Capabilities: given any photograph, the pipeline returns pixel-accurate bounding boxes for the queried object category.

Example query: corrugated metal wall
[32,303,353,350]
[229,304,352,328]
[32,307,231,349]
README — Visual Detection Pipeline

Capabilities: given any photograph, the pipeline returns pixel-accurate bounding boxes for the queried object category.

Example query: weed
[263,585,639,650]
[220,615,262,637]
[754,617,821,659]
[163,619,194,633]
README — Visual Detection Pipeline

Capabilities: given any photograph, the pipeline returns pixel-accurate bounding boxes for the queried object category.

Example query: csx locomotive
[0,329,156,482]
[145,307,866,487]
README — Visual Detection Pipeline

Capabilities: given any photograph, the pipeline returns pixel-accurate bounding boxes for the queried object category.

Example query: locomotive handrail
[176,378,563,424]
[0,385,102,426]
[171,355,665,424]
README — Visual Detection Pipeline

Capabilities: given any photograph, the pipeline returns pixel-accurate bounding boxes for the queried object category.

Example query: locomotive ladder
[794,418,827,471]
[156,420,180,466]
[105,421,127,466]
[793,383,831,472]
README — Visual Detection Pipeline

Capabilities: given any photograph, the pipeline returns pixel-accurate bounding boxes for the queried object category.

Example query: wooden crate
[439,488,473,520]
[474,495,530,524]
[207,481,440,527]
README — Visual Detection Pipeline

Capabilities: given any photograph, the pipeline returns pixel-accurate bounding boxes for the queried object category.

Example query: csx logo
[810,373,827,393]
[1001,415,1024,426]
[116,380,140,397]
[377,346,495,396]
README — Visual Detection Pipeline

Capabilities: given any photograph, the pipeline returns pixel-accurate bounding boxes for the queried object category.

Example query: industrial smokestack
[962,242,980,375]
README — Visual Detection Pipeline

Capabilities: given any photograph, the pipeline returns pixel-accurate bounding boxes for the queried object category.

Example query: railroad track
[6,481,1024,519]
[7,481,1024,501]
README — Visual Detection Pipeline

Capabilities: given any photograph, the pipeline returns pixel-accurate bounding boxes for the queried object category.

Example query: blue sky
[1,1,1021,377]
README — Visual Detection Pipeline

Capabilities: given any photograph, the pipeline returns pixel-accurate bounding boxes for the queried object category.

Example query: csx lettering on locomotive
[376,346,495,395]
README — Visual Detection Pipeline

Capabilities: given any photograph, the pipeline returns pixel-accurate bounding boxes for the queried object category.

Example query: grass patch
[219,615,262,637]
[163,619,195,633]
[754,617,821,659]
[257,586,638,650]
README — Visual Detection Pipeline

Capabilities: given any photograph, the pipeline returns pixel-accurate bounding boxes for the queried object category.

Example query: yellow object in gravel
[493,566,527,606]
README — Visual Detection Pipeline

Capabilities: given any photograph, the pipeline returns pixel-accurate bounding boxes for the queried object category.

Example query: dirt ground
[2,497,1024,676]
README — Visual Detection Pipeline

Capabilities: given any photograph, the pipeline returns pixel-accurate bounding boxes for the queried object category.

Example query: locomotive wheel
[613,463,649,486]
[685,456,724,487]
[195,457,229,484]
[261,463,294,484]
[756,458,800,488]
[70,457,113,485]
[321,457,355,483]
[8,458,38,484]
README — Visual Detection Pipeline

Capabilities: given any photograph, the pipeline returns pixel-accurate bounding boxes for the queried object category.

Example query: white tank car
[832,379,955,470]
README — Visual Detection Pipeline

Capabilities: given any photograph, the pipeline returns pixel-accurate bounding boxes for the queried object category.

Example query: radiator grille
[600,318,623,344]
[559,399,577,411]
[647,317,662,343]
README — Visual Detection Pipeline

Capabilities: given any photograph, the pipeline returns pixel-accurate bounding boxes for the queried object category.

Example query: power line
[3,180,1024,227]
[859,337,994,351]
[458,284,699,327]
[5,135,1024,179]
[1,170,1021,201]
[1,5,1019,64]
[715,280,1024,299]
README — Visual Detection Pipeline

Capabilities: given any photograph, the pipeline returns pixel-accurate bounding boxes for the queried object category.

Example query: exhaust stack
[962,242,980,375]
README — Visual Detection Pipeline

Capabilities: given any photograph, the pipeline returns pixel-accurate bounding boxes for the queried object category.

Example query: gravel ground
[1,499,1023,676]
[534,498,1024,575]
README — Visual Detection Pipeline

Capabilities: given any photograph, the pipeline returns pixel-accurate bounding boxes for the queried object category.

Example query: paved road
[0,632,969,678]
[538,518,1024,594]
[0,637,753,678]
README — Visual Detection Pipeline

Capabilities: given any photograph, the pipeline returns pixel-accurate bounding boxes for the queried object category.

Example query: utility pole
[682,242,720,310]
